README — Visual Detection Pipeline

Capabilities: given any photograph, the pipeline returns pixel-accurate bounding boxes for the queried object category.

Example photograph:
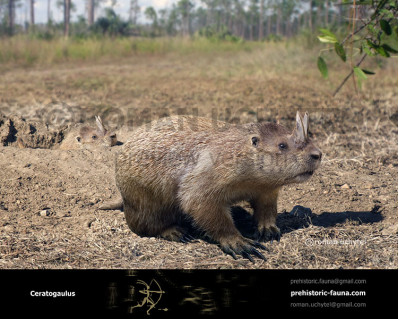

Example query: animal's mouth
[289,170,316,184]
[297,170,314,177]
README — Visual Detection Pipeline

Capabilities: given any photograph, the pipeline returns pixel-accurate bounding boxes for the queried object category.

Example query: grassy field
[0,36,266,67]
[1,36,395,111]
[0,36,397,269]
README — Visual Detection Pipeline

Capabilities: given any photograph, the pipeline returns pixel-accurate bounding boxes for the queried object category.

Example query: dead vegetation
[0,45,397,269]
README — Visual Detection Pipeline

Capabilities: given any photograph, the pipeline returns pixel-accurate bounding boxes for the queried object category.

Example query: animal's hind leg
[158,225,192,242]
[123,200,188,242]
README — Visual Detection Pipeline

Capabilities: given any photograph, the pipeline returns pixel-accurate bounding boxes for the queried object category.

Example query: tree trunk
[30,0,35,26]
[47,0,51,23]
[259,0,264,40]
[285,19,291,37]
[181,12,188,37]
[88,0,94,26]
[206,4,212,26]
[8,0,14,35]
[129,0,140,25]
[325,0,329,26]
[316,1,322,27]
[267,14,271,36]
[186,14,190,36]
[64,0,71,37]
[276,7,281,35]
[308,0,313,31]
[337,0,342,25]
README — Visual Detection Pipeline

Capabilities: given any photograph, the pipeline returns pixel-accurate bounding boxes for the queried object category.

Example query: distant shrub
[91,8,130,37]
[197,25,242,43]
[264,33,283,43]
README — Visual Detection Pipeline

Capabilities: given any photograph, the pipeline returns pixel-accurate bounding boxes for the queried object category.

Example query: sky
[15,0,177,25]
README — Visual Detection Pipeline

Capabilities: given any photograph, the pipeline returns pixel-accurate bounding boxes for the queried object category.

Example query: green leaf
[362,42,375,56]
[366,40,378,49]
[380,19,392,35]
[342,0,373,4]
[367,24,378,37]
[381,44,398,53]
[380,8,395,19]
[376,46,390,57]
[318,35,338,43]
[334,43,346,62]
[367,40,391,57]
[371,0,389,19]
[319,28,338,39]
[361,69,375,75]
[357,0,374,4]
[353,66,368,80]
[317,56,328,78]
[318,29,338,43]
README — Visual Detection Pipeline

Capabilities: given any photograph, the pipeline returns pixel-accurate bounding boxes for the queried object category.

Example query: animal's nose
[310,149,322,161]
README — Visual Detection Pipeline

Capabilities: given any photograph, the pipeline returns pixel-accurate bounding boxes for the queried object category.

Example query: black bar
[0,269,397,317]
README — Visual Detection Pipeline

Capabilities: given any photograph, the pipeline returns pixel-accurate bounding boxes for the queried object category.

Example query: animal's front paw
[219,236,266,263]
[254,225,281,243]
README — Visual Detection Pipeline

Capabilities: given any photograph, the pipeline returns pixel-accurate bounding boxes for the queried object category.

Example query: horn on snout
[95,115,107,134]
[294,111,307,142]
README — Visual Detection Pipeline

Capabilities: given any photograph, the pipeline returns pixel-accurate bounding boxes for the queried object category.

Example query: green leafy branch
[317,0,398,96]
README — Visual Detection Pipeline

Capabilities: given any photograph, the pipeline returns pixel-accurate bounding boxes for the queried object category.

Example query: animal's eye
[251,136,259,147]
[76,137,81,142]
[92,135,97,140]
[278,143,287,150]
[110,134,116,139]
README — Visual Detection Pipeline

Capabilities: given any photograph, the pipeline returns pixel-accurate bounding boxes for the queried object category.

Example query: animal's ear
[251,136,259,147]
[302,112,309,139]
[294,111,306,143]
[95,116,106,134]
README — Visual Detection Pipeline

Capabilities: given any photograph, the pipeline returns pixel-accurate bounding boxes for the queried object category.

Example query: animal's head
[249,111,322,185]
[75,116,117,147]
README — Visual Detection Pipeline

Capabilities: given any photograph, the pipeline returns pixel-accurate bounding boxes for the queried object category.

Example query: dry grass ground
[0,40,397,269]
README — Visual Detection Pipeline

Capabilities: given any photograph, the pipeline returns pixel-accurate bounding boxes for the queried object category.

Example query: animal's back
[119,116,228,169]
[116,116,222,203]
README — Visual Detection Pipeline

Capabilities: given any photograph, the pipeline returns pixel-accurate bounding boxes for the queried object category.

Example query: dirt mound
[0,113,67,149]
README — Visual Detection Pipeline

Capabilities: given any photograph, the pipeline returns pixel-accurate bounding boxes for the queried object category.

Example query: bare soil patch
[0,49,397,269]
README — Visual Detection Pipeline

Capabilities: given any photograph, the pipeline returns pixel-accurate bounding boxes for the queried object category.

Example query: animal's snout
[310,149,322,161]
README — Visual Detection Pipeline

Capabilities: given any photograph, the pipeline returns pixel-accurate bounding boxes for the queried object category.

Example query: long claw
[254,226,282,243]
[250,247,266,261]
[222,246,237,260]
[252,241,267,250]
[220,237,268,262]
[241,251,255,263]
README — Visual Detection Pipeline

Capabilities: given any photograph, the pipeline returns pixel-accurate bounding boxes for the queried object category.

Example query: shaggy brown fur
[114,113,322,261]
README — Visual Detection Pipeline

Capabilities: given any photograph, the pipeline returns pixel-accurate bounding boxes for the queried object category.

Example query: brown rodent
[58,116,117,150]
[114,112,322,261]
